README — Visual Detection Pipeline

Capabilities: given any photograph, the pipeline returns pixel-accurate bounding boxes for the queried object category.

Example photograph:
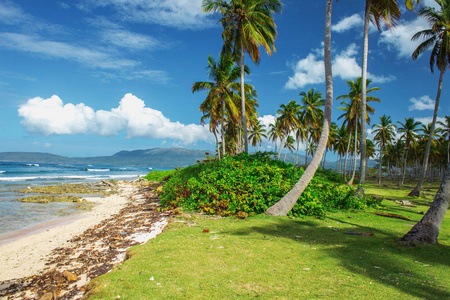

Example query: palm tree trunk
[343,132,352,181]
[359,0,371,189]
[240,40,248,154]
[221,102,226,158]
[213,130,220,160]
[348,124,358,186]
[378,144,384,185]
[409,70,444,196]
[400,163,450,244]
[401,149,408,185]
[305,134,309,166]
[296,139,300,165]
[266,0,333,216]
[278,135,286,160]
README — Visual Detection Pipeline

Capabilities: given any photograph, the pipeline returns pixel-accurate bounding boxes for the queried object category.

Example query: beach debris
[343,231,374,236]
[39,292,54,300]
[0,183,170,300]
[62,271,77,282]
[372,212,412,221]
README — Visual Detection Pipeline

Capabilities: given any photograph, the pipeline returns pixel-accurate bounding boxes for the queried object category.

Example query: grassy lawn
[86,181,450,299]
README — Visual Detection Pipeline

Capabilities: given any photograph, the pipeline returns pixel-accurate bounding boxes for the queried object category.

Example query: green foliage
[159,152,380,218]
[143,169,177,182]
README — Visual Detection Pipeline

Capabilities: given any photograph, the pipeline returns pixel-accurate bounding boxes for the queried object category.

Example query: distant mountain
[0,148,376,169]
[0,148,212,168]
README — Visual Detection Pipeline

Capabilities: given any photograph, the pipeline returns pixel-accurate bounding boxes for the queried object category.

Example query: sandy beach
[0,182,169,299]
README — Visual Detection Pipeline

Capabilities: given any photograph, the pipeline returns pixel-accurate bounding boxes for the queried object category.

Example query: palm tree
[203,0,282,153]
[268,120,280,153]
[397,117,421,185]
[249,118,267,152]
[276,100,301,160]
[266,0,334,216]
[438,116,450,163]
[283,135,296,162]
[337,77,380,185]
[409,0,450,196]
[372,115,396,185]
[193,54,246,158]
[334,124,350,173]
[299,88,325,165]
[359,0,401,189]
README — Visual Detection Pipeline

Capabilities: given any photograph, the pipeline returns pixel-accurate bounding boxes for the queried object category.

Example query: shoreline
[0,183,135,282]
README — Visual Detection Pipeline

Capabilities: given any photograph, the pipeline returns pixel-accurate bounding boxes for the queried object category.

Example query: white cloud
[85,0,214,29]
[379,17,427,58]
[0,32,137,69]
[416,116,446,126]
[409,95,435,111]
[332,14,363,33]
[101,29,165,51]
[285,44,395,89]
[0,1,28,25]
[18,93,213,145]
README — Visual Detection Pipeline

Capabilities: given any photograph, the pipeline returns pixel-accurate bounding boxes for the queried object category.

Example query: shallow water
[0,162,167,235]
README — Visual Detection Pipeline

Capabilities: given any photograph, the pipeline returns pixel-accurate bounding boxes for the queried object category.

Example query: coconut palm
[193,54,247,158]
[276,100,301,160]
[334,124,350,173]
[359,0,401,189]
[268,120,281,154]
[372,115,397,185]
[249,118,267,152]
[438,116,450,163]
[283,135,296,162]
[337,77,380,185]
[409,0,450,196]
[266,0,334,216]
[299,88,325,165]
[397,117,421,185]
[203,0,282,153]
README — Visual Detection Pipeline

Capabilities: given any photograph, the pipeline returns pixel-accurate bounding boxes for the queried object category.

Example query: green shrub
[159,152,378,218]
[143,169,177,182]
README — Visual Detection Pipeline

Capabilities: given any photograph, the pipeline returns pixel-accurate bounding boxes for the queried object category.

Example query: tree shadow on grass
[224,215,450,299]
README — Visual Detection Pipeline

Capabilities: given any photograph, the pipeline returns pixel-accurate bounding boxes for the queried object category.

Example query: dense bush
[143,169,177,182]
[158,152,380,218]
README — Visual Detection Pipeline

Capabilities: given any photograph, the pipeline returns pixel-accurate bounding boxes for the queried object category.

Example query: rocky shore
[0,181,169,299]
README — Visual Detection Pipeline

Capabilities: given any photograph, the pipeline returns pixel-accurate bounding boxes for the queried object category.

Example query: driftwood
[372,212,412,221]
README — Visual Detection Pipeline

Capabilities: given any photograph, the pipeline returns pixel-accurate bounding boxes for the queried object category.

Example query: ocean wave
[26,164,39,167]
[87,169,110,172]
[0,171,5,174]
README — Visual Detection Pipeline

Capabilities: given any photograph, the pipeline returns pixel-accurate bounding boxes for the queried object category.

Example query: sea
[0,161,168,236]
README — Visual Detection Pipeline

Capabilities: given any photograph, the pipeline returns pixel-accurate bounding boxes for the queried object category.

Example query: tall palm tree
[193,54,246,158]
[359,0,401,189]
[249,118,267,152]
[372,115,396,185]
[334,124,350,173]
[337,77,380,185]
[438,116,450,163]
[299,88,325,165]
[266,0,334,216]
[409,0,450,196]
[283,135,296,162]
[203,0,282,153]
[276,100,301,159]
[268,120,280,154]
[397,117,421,185]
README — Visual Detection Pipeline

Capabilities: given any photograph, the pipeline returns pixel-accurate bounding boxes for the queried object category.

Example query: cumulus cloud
[18,93,213,145]
[285,44,395,89]
[332,14,363,33]
[379,17,427,58]
[416,116,446,127]
[409,95,436,111]
[83,0,214,29]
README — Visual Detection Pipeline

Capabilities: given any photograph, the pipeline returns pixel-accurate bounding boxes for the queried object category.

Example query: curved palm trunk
[409,70,444,196]
[400,163,450,244]
[378,144,384,185]
[359,0,371,190]
[240,41,248,154]
[266,0,333,216]
[343,132,352,181]
[348,124,358,185]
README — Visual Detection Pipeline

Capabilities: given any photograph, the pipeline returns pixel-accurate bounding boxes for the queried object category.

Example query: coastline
[0,183,135,282]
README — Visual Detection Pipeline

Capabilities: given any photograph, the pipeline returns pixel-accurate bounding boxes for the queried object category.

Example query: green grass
[86,181,449,299]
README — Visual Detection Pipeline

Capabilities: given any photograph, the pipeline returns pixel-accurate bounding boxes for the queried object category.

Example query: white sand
[0,183,136,282]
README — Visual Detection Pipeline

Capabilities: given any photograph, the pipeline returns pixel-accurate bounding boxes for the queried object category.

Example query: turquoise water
[0,162,167,235]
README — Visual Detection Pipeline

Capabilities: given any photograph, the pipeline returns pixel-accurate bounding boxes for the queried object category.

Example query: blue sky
[0,0,448,158]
